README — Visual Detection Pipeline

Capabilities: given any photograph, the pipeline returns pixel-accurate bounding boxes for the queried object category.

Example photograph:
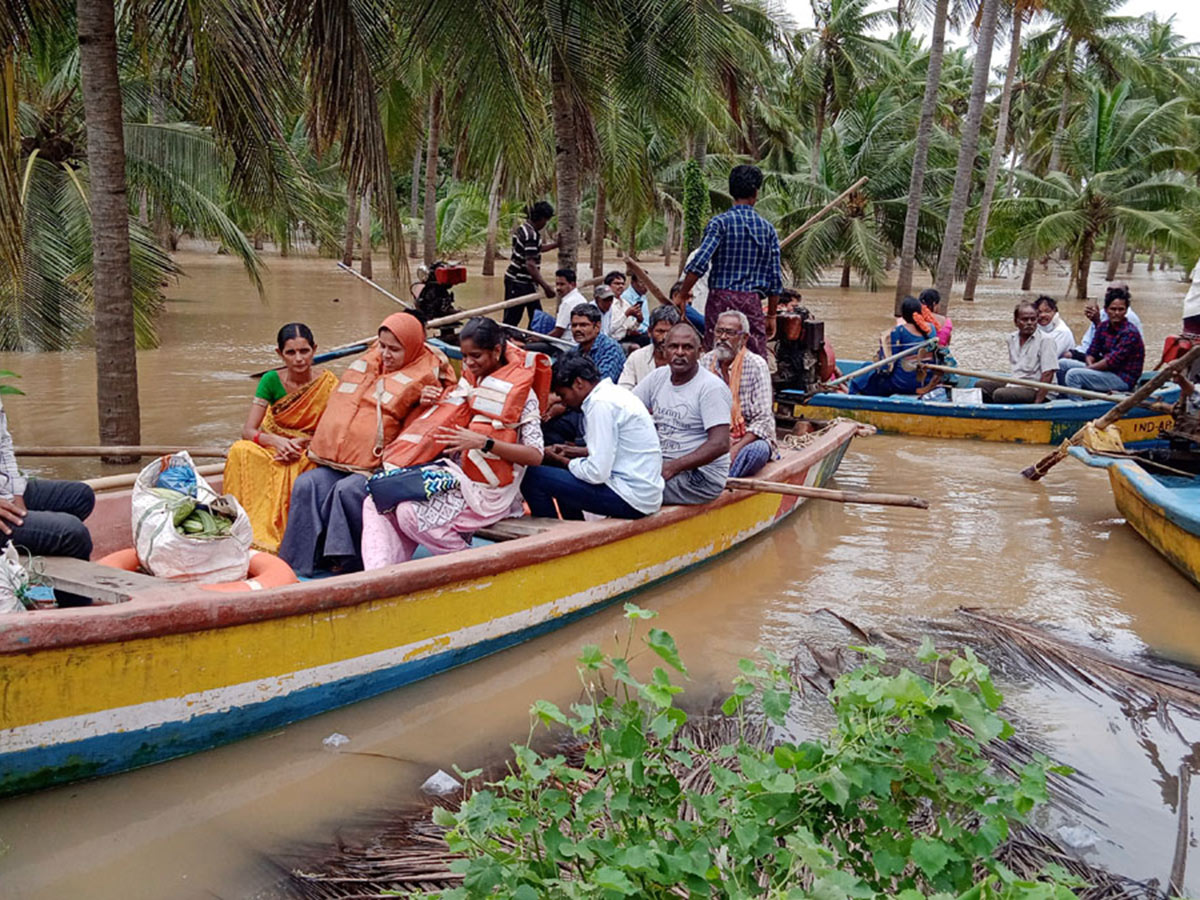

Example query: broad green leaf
[592,865,637,894]
[910,836,956,877]
[623,602,657,620]
[578,644,605,668]
[646,628,688,673]
[532,699,568,726]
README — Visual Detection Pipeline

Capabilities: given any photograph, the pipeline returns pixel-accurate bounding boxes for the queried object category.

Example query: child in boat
[224,323,338,552]
[850,297,939,397]
[277,313,455,575]
[359,317,547,567]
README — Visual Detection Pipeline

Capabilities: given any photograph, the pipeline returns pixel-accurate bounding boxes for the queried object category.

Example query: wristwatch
[483,438,495,454]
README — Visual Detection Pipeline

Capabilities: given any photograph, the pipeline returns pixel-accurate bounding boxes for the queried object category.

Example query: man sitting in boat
[619,304,681,388]
[0,398,94,562]
[278,313,455,576]
[1057,287,1144,395]
[1064,283,1144,363]
[521,355,663,520]
[849,297,939,397]
[700,310,776,477]
[631,323,732,505]
[568,303,626,384]
[977,302,1058,404]
[1033,296,1076,358]
[359,317,548,567]
[224,323,339,552]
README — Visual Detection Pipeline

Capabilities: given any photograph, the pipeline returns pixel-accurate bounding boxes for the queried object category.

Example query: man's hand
[0,497,25,535]
[677,287,693,307]
[1084,303,1100,324]
[542,400,567,421]
[661,460,681,482]
[765,314,776,340]
[542,444,572,468]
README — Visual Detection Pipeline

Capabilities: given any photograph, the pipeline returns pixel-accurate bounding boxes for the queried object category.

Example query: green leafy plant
[681,159,710,258]
[424,606,1080,899]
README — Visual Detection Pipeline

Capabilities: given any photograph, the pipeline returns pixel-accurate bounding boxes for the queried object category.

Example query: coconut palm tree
[995,82,1199,299]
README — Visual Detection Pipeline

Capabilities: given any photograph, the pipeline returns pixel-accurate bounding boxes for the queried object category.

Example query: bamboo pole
[1021,345,1200,481]
[800,340,934,399]
[17,445,228,458]
[501,324,574,350]
[424,277,603,329]
[85,463,225,492]
[919,362,1175,411]
[779,176,870,251]
[621,256,671,306]
[337,262,416,310]
[249,337,377,379]
[726,476,929,509]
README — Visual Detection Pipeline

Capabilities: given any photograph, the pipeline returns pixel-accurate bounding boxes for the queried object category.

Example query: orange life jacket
[308,344,454,473]
[383,343,550,487]
[1159,334,1200,369]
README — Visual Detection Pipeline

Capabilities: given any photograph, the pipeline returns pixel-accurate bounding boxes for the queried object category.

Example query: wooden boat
[0,421,859,797]
[777,361,1178,445]
[1069,445,1200,588]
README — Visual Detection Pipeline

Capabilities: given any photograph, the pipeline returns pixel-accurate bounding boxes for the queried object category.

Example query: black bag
[366,466,430,514]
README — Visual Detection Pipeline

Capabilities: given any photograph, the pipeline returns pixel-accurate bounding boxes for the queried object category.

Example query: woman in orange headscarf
[277,313,455,575]
[224,322,339,552]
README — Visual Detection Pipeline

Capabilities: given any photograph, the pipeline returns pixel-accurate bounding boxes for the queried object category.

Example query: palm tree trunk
[78,0,140,455]
[1048,40,1074,174]
[663,209,675,268]
[482,156,504,276]
[962,8,1021,303]
[550,54,580,271]
[408,144,421,258]
[811,94,826,180]
[1125,246,1136,274]
[1147,241,1156,272]
[1021,256,1035,291]
[894,0,949,311]
[359,185,372,280]
[627,215,638,261]
[1076,229,1095,299]
[1105,230,1125,282]
[590,182,606,277]
[342,185,357,266]
[840,262,852,288]
[933,0,1001,309]
[423,86,441,268]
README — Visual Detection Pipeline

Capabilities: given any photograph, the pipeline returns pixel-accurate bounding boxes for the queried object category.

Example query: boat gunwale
[1068,446,1200,535]
[0,421,858,654]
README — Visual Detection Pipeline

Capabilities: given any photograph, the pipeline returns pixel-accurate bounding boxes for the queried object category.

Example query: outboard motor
[773,307,828,393]
[412,261,467,342]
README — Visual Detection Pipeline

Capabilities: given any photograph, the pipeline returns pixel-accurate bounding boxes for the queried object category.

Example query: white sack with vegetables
[132,451,252,583]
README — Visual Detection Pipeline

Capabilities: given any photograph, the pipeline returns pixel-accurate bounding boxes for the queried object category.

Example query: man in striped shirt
[503,201,558,327]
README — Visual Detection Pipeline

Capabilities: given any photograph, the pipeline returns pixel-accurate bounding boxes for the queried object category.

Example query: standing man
[632,323,732,505]
[503,201,558,328]
[549,269,587,344]
[677,164,782,357]
[522,356,663,520]
[977,302,1059,404]
[700,310,776,476]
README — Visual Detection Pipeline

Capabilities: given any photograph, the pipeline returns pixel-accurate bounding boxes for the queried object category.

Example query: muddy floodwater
[0,250,1197,899]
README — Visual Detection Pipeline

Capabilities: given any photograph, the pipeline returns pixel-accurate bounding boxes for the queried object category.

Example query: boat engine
[412,262,467,342]
[773,307,827,393]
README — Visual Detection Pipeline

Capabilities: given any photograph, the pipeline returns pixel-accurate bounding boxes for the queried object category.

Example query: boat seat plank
[473,516,564,542]
[34,555,173,605]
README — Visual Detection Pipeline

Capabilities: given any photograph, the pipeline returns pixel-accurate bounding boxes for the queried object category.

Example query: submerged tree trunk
[359,185,372,280]
[962,8,1021,303]
[78,0,140,454]
[1075,230,1096,299]
[1147,241,1156,272]
[1021,256,1035,291]
[342,185,357,266]
[550,54,581,271]
[626,215,639,261]
[933,0,1001,310]
[663,209,675,268]
[408,144,421,258]
[895,0,949,311]
[1105,231,1125,282]
[590,182,606,277]
[482,156,504,276]
[1126,247,1136,274]
[423,86,441,268]
[840,262,852,288]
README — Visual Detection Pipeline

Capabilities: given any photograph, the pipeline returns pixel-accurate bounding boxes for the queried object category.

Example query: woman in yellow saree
[224,323,338,551]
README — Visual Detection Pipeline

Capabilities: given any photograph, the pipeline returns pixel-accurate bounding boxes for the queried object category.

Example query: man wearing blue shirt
[677,164,782,357]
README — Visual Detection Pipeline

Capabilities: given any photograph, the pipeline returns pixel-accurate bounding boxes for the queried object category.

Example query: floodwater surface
[0,249,1197,898]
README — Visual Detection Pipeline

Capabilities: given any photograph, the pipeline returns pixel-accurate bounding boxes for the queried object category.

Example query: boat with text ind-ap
[0,421,860,796]
[777,360,1177,445]
[1069,445,1200,588]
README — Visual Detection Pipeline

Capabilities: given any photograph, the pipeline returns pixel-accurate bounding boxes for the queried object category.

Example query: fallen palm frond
[280,610,1183,899]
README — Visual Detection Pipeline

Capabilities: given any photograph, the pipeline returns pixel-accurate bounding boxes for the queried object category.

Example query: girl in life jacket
[360,317,549,568]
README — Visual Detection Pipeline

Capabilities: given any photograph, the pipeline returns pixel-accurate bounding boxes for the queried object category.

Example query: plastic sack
[1081,422,1126,454]
[0,543,29,613]
[951,387,983,406]
[132,451,253,583]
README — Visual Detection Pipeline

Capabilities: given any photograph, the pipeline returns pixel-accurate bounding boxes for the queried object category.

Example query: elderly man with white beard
[699,309,777,478]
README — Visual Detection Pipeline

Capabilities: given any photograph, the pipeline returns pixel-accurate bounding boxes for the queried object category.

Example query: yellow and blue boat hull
[0,423,856,796]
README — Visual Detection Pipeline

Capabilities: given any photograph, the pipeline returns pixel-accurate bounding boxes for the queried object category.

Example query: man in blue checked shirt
[677,164,782,357]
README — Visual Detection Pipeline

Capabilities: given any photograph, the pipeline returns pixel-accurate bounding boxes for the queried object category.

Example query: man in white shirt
[521,356,663,519]
[593,285,637,341]
[977,302,1059,403]
[619,305,681,388]
[549,268,587,344]
[632,323,732,504]
[1033,295,1075,357]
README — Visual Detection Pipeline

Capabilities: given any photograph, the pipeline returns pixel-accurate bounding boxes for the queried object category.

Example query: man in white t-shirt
[619,305,681,388]
[1033,295,1076,357]
[549,268,587,345]
[632,323,732,504]
[978,302,1059,404]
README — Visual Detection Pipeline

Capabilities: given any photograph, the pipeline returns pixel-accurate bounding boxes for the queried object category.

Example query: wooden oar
[621,256,672,307]
[501,323,574,350]
[85,463,225,492]
[779,176,870,251]
[249,337,376,378]
[337,262,416,311]
[1021,345,1200,481]
[919,362,1176,411]
[17,445,229,458]
[726,476,928,509]
[798,339,934,401]
[423,277,603,329]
